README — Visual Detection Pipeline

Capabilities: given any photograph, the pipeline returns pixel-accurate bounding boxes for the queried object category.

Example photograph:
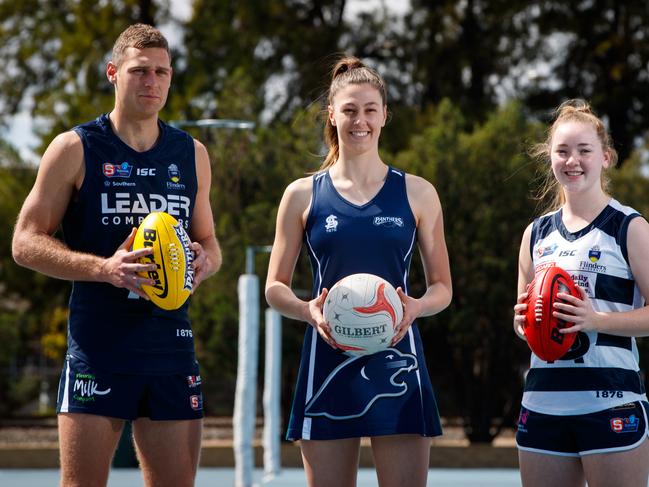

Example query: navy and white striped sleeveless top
[523,199,647,415]
[61,114,198,374]
[286,167,442,440]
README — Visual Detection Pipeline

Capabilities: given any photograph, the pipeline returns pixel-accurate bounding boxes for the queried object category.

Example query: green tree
[0,0,169,151]
[175,0,349,125]
[610,142,649,216]
[519,1,649,164]
[610,142,649,393]
[0,141,72,415]
[395,100,540,442]
[185,93,324,414]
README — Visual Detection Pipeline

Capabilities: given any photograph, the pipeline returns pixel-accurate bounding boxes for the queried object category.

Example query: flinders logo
[167,163,186,190]
[588,246,601,262]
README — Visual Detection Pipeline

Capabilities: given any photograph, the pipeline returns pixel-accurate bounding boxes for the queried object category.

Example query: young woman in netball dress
[266,57,452,487]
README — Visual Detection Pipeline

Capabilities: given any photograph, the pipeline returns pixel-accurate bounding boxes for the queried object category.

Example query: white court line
[0,468,525,487]
[259,468,523,487]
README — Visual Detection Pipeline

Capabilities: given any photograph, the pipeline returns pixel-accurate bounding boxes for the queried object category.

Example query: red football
[524,265,580,361]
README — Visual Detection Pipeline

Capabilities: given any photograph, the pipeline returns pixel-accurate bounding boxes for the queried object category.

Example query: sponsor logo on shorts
[187,375,202,388]
[72,373,111,403]
[517,409,529,433]
[610,415,639,433]
[103,162,133,178]
[190,394,203,411]
[325,214,338,233]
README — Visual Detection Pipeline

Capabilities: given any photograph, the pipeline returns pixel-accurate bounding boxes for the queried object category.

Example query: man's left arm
[189,140,222,290]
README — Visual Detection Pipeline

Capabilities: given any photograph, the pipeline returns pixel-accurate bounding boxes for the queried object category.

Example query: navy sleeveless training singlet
[286,167,442,440]
[62,114,198,374]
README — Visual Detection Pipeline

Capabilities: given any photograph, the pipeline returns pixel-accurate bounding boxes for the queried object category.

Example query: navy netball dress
[286,167,443,440]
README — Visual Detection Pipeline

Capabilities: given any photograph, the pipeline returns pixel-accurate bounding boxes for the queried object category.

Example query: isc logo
[137,168,156,176]
[559,250,577,257]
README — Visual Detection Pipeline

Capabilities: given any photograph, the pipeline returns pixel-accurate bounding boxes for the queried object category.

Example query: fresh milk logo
[325,214,339,233]
[373,216,403,228]
[73,373,111,403]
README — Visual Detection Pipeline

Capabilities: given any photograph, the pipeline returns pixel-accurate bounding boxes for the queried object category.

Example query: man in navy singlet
[11,24,221,487]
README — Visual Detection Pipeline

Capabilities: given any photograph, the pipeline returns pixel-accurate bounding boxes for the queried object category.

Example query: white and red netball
[524,265,580,361]
[133,212,194,310]
[323,273,403,355]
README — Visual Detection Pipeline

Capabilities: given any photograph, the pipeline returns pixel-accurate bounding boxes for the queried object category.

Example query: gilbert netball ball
[524,265,580,361]
[133,212,194,310]
[323,273,403,355]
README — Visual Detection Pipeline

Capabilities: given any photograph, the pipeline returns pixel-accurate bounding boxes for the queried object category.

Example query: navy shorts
[56,354,204,420]
[516,401,649,456]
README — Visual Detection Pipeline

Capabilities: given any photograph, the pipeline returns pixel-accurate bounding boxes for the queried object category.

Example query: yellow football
[133,212,194,310]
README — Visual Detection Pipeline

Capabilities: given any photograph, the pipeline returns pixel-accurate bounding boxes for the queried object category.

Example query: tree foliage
[2,0,649,442]
[516,1,649,163]
[393,100,541,442]
[0,0,169,152]
[0,141,71,415]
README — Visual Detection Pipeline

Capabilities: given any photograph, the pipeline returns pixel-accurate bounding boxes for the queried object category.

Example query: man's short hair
[112,23,170,67]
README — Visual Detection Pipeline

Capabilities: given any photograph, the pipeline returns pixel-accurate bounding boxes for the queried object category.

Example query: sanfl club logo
[325,214,338,233]
[103,162,132,178]
[610,415,639,433]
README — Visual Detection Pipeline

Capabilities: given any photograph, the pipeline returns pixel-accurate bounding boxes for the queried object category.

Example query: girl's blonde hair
[320,56,387,171]
[531,99,618,211]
